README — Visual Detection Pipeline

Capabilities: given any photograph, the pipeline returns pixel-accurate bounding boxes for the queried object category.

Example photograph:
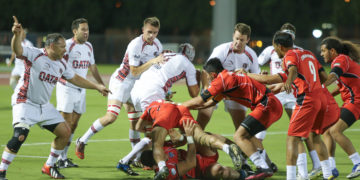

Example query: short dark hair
[143,17,160,28]
[273,31,293,48]
[71,18,88,30]
[140,150,156,167]
[280,23,296,34]
[45,33,65,47]
[234,23,251,37]
[203,58,224,74]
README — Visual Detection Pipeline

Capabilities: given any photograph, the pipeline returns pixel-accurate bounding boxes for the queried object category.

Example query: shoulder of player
[127,36,144,49]
[260,46,274,54]
[245,46,257,57]
[214,42,232,51]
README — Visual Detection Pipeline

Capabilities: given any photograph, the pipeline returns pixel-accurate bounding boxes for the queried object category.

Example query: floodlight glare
[312,29,322,38]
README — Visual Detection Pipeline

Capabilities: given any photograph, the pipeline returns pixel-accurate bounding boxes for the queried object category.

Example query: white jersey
[208,42,260,74]
[131,53,197,111]
[258,45,302,74]
[116,35,163,81]
[14,39,34,70]
[57,38,95,89]
[12,46,75,105]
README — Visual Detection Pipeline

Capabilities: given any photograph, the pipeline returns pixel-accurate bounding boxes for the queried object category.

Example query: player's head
[142,17,160,44]
[45,33,66,60]
[71,18,89,43]
[203,58,224,80]
[321,36,360,63]
[280,22,296,40]
[179,43,195,61]
[272,31,293,58]
[140,150,157,167]
[232,23,251,53]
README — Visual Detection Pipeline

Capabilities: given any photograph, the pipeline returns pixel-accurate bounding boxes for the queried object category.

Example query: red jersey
[331,54,360,103]
[282,49,323,96]
[203,70,269,110]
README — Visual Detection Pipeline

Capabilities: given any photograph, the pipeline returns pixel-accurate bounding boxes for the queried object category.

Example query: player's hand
[260,70,268,75]
[234,68,247,74]
[161,49,173,54]
[96,84,111,96]
[153,54,165,65]
[12,16,22,36]
[268,83,284,94]
[165,90,176,101]
[183,119,195,137]
[283,81,292,94]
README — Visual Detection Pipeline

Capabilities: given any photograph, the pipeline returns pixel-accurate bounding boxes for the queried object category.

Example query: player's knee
[103,113,118,124]
[7,125,30,153]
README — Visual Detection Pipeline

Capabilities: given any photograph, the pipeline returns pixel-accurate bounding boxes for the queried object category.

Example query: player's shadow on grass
[0,106,11,111]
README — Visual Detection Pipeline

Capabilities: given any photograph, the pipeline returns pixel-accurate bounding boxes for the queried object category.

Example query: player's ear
[72,29,77,35]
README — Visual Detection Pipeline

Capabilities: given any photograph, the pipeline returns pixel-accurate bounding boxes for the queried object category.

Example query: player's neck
[74,37,85,44]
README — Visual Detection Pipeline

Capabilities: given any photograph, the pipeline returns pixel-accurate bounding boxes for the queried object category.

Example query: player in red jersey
[135,100,243,180]
[140,120,248,180]
[321,36,360,179]
[182,58,283,179]
[243,31,335,179]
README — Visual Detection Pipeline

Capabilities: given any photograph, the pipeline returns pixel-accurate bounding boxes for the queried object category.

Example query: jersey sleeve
[257,46,272,66]
[206,75,225,97]
[62,60,76,80]
[128,40,142,66]
[208,45,226,62]
[284,51,298,71]
[140,109,150,121]
[18,46,43,63]
[184,62,197,86]
[89,43,95,65]
[278,73,288,82]
[249,54,261,74]
[330,56,349,77]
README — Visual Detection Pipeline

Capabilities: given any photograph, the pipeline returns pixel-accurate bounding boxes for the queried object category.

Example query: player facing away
[116,44,200,172]
[245,31,334,180]
[75,17,164,160]
[140,120,248,180]
[0,16,110,180]
[321,37,360,179]
[183,58,283,180]
[135,101,244,180]
[55,18,105,168]
[7,28,34,89]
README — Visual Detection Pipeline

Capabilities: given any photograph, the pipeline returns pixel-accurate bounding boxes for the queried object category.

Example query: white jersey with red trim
[12,46,75,105]
[258,45,302,74]
[131,53,197,111]
[208,42,260,74]
[57,38,95,89]
[14,39,34,70]
[115,35,163,81]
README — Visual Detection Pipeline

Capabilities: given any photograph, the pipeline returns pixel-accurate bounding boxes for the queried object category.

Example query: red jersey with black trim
[283,49,323,96]
[331,54,360,103]
[206,70,269,110]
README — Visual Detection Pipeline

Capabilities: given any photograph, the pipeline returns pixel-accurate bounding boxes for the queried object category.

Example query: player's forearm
[90,65,105,85]
[11,34,23,56]
[187,85,200,98]
[184,143,196,167]
[286,66,298,85]
[182,96,206,110]
[130,57,157,76]
[324,73,338,87]
[247,73,281,84]
[330,84,340,97]
[68,74,99,90]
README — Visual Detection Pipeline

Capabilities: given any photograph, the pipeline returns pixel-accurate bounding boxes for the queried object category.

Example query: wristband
[187,136,194,144]
[179,134,184,141]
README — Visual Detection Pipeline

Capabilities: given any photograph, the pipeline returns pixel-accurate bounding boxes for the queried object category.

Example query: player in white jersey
[75,17,164,161]
[7,28,34,89]
[55,18,105,168]
[0,16,110,180]
[116,43,200,175]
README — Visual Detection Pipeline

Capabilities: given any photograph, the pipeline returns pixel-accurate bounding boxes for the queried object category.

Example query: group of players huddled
[0,15,359,180]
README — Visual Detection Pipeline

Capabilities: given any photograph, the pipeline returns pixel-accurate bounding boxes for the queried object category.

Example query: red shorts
[288,92,321,138]
[153,104,197,130]
[195,152,219,178]
[342,100,360,120]
[312,93,340,134]
[249,94,283,128]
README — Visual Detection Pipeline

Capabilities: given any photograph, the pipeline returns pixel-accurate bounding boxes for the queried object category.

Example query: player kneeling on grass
[140,120,248,180]
[135,100,244,180]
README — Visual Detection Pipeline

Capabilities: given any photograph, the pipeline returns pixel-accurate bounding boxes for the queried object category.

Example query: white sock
[249,151,269,169]
[309,150,321,169]
[120,137,151,164]
[222,144,230,154]
[60,133,74,160]
[320,160,332,178]
[296,153,308,178]
[46,148,63,167]
[129,129,140,148]
[80,119,104,143]
[158,161,166,170]
[349,152,360,165]
[329,157,336,169]
[286,165,297,180]
[0,151,16,171]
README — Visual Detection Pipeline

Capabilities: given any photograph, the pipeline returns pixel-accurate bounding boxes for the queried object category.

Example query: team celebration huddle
[0,14,360,180]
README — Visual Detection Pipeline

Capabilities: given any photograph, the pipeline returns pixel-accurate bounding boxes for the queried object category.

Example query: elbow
[190,88,200,98]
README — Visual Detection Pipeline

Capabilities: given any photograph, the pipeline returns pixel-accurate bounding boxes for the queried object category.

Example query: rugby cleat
[0,170,7,180]
[75,138,86,159]
[297,174,310,180]
[229,144,243,170]
[270,162,278,173]
[332,168,339,178]
[309,167,322,179]
[154,166,169,180]
[323,175,336,180]
[57,158,78,168]
[116,162,139,176]
[245,166,273,180]
[347,163,360,179]
[41,164,65,179]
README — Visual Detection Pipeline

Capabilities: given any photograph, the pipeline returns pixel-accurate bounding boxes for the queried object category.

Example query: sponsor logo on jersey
[242,63,248,69]
[88,51,91,57]
[72,60,90,69]
[39,72,59,84]
[154,51,159,57]
[134,54,140,59]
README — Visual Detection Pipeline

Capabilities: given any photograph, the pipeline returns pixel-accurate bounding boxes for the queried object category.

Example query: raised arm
[11,16,23,56]
[177,120,196,176]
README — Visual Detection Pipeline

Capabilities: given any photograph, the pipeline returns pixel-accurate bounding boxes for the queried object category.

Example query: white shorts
[56,83,86,114]
[275,91,296,110]
[11,59,25,77]
[224,100,247,112]
[12,101,65,127]
[108,71,135,103]
[131,84,165,112]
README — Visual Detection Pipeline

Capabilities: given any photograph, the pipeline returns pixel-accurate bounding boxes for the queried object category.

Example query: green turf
[0,65,358,179]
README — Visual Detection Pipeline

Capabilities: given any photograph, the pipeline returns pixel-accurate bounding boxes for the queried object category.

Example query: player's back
[284,49,323,95]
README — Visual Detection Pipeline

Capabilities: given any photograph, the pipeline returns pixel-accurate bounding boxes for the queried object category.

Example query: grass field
[0,64,359,179]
